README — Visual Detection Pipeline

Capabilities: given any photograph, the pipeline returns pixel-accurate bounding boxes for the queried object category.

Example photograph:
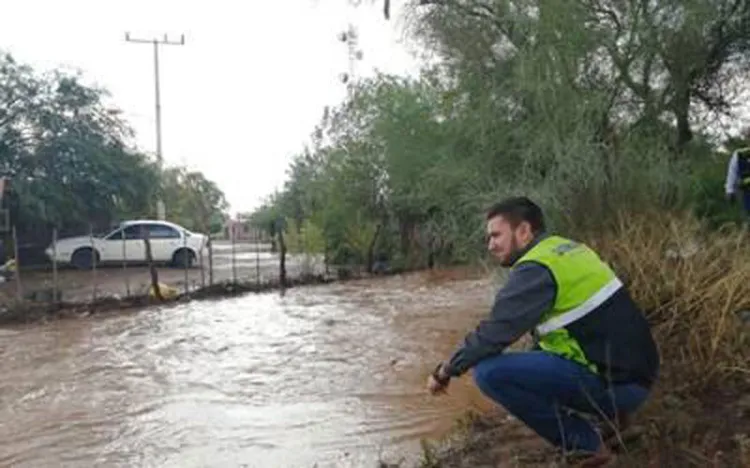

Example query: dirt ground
[0,240,325,304]
[411,385,750,468]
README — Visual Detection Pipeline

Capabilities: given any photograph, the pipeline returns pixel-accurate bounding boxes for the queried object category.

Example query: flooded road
[0,270,500,467]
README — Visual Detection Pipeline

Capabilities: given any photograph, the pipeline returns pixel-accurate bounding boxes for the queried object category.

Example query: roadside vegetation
[252,1,750,465]
[0,51,228,260]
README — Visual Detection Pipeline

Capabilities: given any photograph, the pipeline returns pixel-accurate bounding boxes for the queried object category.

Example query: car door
[99,227,124,262]
[100,225,145,263]
[121,224,147,262]
[146,223,182,262]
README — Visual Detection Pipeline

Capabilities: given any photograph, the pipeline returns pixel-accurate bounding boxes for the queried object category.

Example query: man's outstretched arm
[441,262,557,378]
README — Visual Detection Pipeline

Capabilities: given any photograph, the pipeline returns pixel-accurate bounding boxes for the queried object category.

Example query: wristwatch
[432,362,450,386]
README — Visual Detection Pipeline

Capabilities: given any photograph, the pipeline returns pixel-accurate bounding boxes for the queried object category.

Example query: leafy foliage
[254,0,750,269]
[0,52,229,242]
[160,167,228,233]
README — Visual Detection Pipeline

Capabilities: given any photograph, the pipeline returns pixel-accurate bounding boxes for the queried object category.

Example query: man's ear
[517,221,533,242]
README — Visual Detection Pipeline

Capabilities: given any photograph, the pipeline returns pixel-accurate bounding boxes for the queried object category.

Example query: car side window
[148,224,181,239]
[122,225,144,240]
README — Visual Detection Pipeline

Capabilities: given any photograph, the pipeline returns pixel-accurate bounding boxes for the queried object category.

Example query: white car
[45,220,208,269]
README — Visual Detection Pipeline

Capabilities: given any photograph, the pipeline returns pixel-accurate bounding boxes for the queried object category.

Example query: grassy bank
[402,211,750,467]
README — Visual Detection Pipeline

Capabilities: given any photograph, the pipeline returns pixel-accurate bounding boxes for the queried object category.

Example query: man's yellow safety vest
[515,235,623,374]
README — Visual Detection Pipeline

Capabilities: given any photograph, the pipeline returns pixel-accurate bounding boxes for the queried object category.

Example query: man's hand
[426,362,450,395]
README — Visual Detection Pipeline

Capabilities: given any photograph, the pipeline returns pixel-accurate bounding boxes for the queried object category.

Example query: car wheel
[71,248,98,270]
[172,249,194,268]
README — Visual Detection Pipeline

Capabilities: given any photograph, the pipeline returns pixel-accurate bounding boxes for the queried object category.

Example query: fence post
[142,225,162,301]
[12,226,22,302]
[122,229,130,297]
[90,224,97,303]
[278,229,287,289]
[207,235,214,286]
[52,228,58,305]
[255,228,260,286]
[183,232,189,295]
[303,224,308,277]
[199,237,206,288]
[231,225,237,284]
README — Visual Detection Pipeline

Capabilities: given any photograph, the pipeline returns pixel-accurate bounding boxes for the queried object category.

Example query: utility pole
[125,33,185,220]
[124,32,185,167]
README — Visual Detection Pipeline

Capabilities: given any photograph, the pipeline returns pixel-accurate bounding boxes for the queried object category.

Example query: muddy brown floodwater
[0,270,501,468]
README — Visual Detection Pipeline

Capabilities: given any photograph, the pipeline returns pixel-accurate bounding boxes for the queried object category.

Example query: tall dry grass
[583,210,750,391]
[582,210,750,466]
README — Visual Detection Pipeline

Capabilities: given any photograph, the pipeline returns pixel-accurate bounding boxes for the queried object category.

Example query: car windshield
[103,225,126,240]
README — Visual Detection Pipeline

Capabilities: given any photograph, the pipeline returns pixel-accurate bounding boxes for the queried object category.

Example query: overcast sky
[0,0,421,215]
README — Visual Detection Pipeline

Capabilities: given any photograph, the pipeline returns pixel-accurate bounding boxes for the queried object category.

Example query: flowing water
[0,270,501,468]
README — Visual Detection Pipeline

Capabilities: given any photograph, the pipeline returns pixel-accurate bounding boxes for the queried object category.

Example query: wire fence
[0,226,328,307]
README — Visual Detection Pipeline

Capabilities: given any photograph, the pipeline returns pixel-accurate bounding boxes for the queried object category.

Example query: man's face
[486,215,530,267]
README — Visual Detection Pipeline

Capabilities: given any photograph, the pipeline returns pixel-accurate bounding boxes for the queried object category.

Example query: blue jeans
[473,351,650,453]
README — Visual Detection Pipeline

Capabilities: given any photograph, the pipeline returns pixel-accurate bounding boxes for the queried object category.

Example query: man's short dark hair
[486,196,545,233]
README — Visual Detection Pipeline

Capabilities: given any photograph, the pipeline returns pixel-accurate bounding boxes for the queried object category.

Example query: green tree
[0,52,160,237]
[253,0,750,269]
[0,50,230,261]
[160,166,229,233]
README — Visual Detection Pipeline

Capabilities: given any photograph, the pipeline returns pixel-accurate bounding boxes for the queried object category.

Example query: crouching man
[427,197,660,466]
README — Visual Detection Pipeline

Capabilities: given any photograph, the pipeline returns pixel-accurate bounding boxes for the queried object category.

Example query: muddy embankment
[0,273,335,326]
[0,258,436,326]
[0,239,362,326]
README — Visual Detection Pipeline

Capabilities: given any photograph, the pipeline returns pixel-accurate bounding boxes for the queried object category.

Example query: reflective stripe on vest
[536,276,623,335]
